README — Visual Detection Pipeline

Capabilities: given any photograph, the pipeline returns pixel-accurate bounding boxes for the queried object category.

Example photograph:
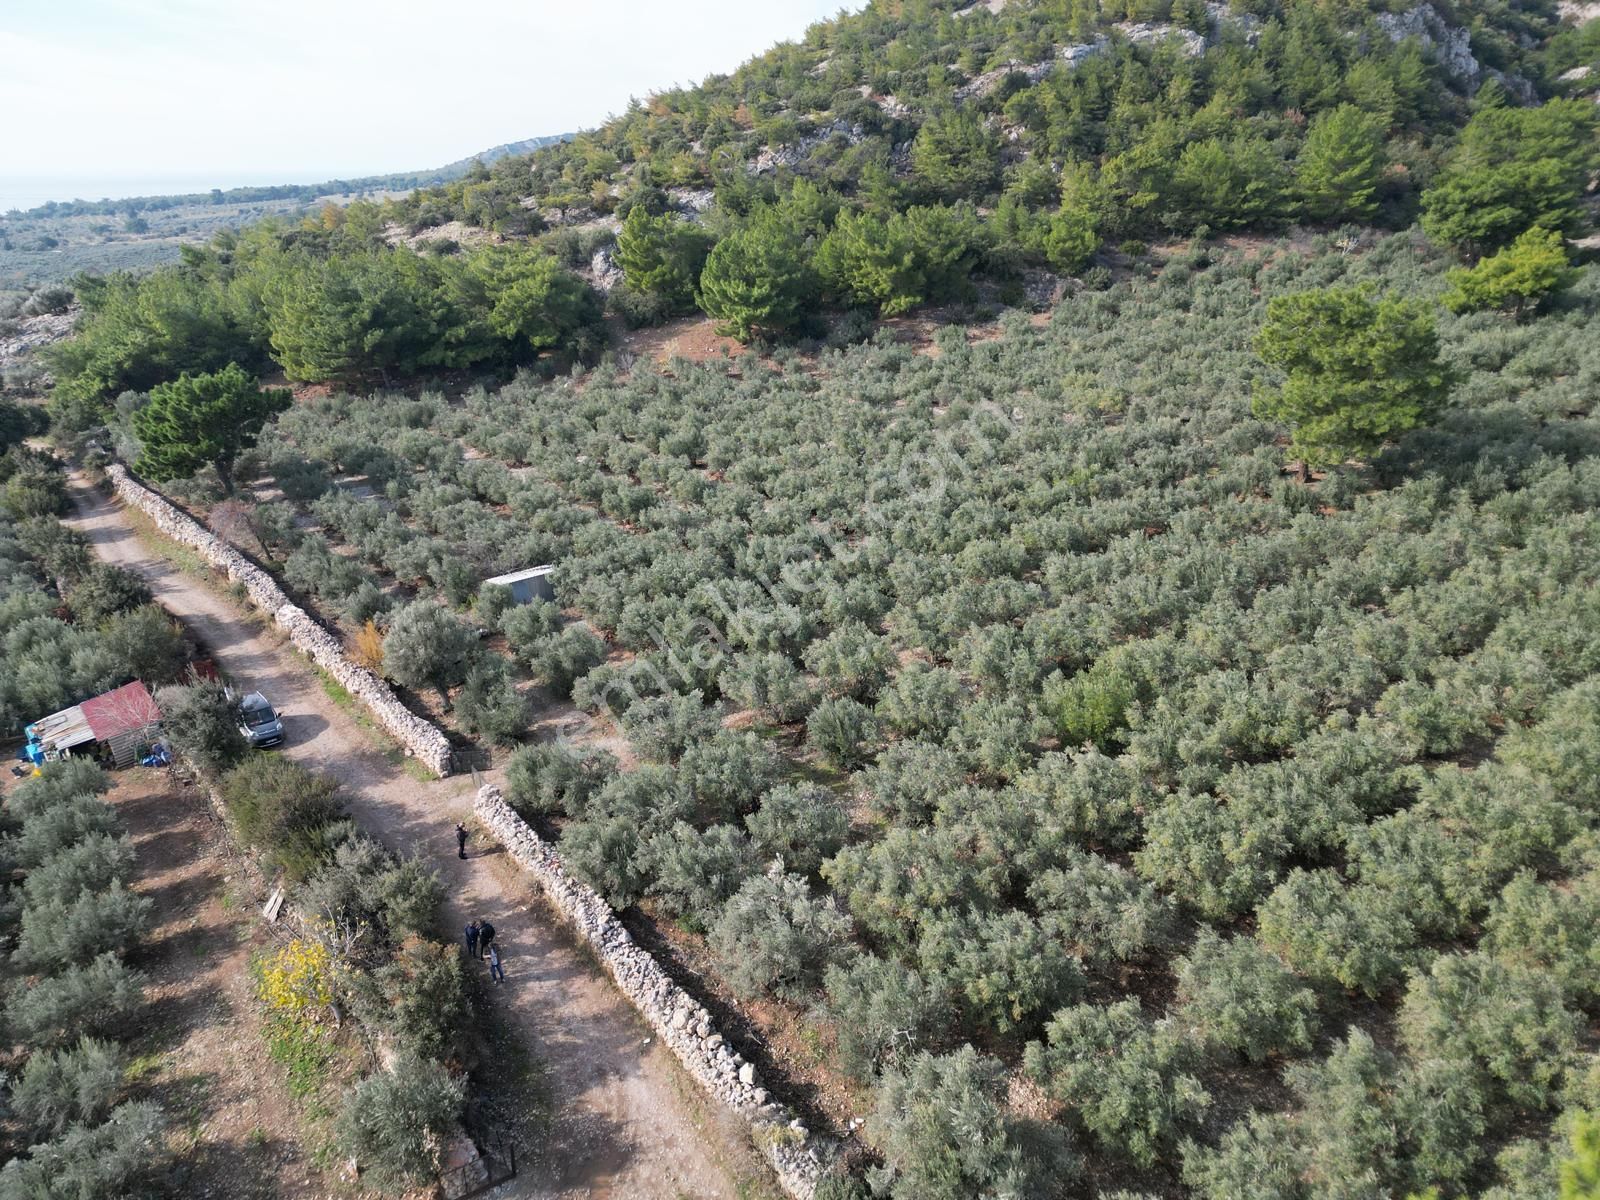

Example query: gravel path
[66,472,768,1200]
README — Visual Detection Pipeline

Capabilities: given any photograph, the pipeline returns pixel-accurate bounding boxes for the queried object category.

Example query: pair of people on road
[457,827,505,982]
[464,919,506,983]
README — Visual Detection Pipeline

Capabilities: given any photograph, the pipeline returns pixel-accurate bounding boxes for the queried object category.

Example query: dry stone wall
[473,783,834,1199]
[104,463,454,777]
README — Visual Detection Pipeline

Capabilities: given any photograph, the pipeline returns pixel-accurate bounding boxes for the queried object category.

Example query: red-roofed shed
[78,681,162,767]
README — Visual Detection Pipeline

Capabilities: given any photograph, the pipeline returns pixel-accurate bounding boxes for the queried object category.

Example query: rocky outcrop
[750,118,871,174]
[955,57,1061,100]
[103,463,455,777]
[1377,4,1481,84]
[473,785,833,1199]
[0,309,76,371]
[1115,20,1208,56]
[666,186,717,216]
[588,246,624,294]
[1058,35,1112,68]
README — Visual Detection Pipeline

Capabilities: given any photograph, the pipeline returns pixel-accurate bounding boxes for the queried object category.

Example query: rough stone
[588,246,624,295]
[1376,4,1480,83]
[0,308,76,372]
[104,464,454,777]
[474,784,833,1198]
[1115,21,1207,56]
[955,58,1059,101]
[1058,36,1111,68]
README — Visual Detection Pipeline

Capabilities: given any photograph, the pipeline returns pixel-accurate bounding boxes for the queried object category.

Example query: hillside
[11,0,1600,1195]
[0,132,571,289]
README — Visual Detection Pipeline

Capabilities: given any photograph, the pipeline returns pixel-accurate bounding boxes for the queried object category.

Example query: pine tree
[1443,226,1577,316]
[1297,103,1387,223]
[695,213,817,341]
[132,363,289,494]
[1253,286,1453,469]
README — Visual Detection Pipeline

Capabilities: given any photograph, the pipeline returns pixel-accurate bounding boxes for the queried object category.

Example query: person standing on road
[464,920,480,959]
[477,919,496,962]
[487,943,505,984]
[455,823,469,859]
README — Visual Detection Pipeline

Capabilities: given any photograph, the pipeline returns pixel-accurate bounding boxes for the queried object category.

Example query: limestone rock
[1376,4,1480,84]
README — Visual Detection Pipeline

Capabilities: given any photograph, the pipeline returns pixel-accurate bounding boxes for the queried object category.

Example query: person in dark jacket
[456,823,469,859]
[464,920,480,958]
[487,943,505,983]
[477,919,496,961]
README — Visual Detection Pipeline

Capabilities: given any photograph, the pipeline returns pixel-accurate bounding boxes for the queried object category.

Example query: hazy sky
[2,0,848,184]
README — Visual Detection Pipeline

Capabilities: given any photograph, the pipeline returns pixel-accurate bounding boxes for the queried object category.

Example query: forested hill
[34,0,1600,424]
[394,0,1594,239]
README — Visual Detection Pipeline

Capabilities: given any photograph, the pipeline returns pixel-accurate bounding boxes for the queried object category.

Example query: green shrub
[3,954,146,1048]
[335,1055,465,1190]
[17,834,135,910]
[5,795,121,872]
[645,821,758,926]
[709,872,854,1001]
[1025,999,1209,1167]
[1255,868,1417,997]
[918,910,1082,1037]
[677,731,781,823]
[356,937,469,1062]
[5,761,109,822]
[219,755,347,880]
[12,880,153,969]
[504,741,616,818]
[1029,851,1177,965]
[382,600,478,707]
[1398,952,1580,1110]
[869,1046,1070,1200]
[744,783,850,878]
[453,661,529,747]
[822,955,954,1082]
[9,1037,125,1138]
[806,697,881,769]
[64,564,151,625]
[1173,929,1319,1062]
[154,681,246,776]
[0,1101,166,1199]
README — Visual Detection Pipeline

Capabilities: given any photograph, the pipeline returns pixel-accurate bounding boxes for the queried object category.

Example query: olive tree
[1024,999,1210,1166]
[382,600,478,708]
[709,871,854,1001]
[868,1046,1069,1200]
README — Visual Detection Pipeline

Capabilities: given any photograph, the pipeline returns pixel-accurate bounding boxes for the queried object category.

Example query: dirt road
[66,473,772,1200]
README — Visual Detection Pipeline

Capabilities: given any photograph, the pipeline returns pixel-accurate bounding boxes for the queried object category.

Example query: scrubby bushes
[219,755,348,881]
[868,1046,1070,1200]
[156,680,246,776]
[710,872,853,1001]
[334,1054,466,1191]
[223,763,471,1188]
[0,761,164,1189]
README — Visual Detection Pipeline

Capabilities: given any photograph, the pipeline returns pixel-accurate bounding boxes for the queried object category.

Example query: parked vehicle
[237,692,285,748]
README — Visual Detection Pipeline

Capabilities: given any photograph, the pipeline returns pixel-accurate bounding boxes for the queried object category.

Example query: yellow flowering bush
[256,938,335,1021]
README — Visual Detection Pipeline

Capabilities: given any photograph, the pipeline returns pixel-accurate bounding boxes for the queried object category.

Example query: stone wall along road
[103,463,454,777]
[475,784,835,1200]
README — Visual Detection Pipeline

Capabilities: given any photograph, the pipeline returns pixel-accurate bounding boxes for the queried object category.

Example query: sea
[0,173,322,215]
